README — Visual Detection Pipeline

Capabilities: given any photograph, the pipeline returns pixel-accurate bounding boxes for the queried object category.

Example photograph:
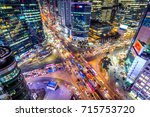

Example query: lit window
[135,83,139,87]
[141,74,145,77]
[141,79,146,83]
[145,76,149,80]
[139,85,142,89]
[145,86,149,90]
[140,82,145,86]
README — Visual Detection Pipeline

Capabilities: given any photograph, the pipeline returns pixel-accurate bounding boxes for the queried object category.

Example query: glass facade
[91,0,102,20]
[130,61,150,100]
[125,4,150,72]
[71,2,92,41]
[115,1,147,24]
[0,0,44,55]
[0,46,31,100]
[125,3,150,100]
[57,0,71,27]
[0,3,32,55]
[22,3,45,45]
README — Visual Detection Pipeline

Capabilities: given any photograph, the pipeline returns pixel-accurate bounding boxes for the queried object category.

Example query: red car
[86,72,94,80]
[87,82,95,92]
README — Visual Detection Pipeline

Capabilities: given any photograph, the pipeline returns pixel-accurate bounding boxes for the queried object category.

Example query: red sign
[133,40,143,54]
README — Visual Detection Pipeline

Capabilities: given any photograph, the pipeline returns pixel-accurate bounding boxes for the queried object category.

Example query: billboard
[125,4,150,72]
[127,56,146,83]
[133,40,144,55]
[71,2,92,40]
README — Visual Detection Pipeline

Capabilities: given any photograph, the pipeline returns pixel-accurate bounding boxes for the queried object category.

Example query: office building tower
[22,2,45,45]
[125,3,150,99]
[100,0,114,22]
[126,3,146,21]
[58,0,65,26]
[115,1,147,24]
[130,57,150,100]
[57,0,71,27]
[71,2,92,42]
[110,0,120,23]
[0,0,45,56]
[91,0,102,20]
[0,2,32,55]
[0,46,31,100]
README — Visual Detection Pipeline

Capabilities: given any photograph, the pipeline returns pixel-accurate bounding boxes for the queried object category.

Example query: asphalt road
[20,51,62,73]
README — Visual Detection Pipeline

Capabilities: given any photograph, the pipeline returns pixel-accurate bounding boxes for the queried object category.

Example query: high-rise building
[89,0,120,22]
[0,2,32,55]
[57,0,71,27]
[0,0,44,56]
[101,0,121,22]
[125,3,150,100]
[71,2,92,42]
[91,0,102,20]
[115,0,147,24]
[130,57,150,100]
[0,46,31,100]
[22,2,45,45]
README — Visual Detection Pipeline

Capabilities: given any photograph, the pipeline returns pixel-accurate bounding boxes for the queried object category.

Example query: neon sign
[133,40,143,54]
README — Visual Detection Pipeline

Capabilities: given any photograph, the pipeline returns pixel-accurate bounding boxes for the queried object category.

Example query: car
[89,68,97,76]
[87,82,95,92]
[83,67,88,73]
[71,53,75,58]
[71,59,75,65]
[85,91,90,97]
[48,66,57,73]
[47,81,58,91]
[56,63,64,70]
[77,64,83,70]
[33,74,38,78]
[96,83,101,89]
[46,64,55,69]
[86,72,94,80]
[74,70,78,75]
[79,71,86,79]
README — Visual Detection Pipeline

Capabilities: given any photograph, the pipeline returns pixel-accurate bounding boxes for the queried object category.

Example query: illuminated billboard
[133,40,144,55]
[125,4,150,72]
[71,2,91,40]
